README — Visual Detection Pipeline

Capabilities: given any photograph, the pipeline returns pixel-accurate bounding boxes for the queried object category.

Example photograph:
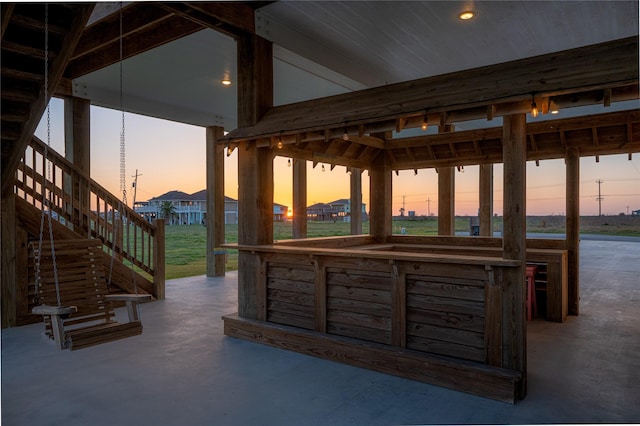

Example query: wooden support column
[350,168,363,235]
[153,218,165,299]
[502,113,527,399]
[236,33,273,319]
[438,124,455,235]
[479,163,494,236]
[292,159,307,239]
[64,96,90,235]
[1,193,17,328]
[206,126,225,277]
[566,147,580,315]
[369,134,392,242]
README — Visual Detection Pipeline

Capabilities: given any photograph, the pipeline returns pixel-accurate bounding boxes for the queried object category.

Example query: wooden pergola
[1,2,638,404]
[217,35,639,403]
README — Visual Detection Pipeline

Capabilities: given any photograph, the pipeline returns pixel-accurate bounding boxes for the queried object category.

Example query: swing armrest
[105,294,152,303]
[32,305,78,316]
[106,294,152,322]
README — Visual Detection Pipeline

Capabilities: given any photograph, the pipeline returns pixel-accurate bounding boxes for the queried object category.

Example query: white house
[134,190,289,225]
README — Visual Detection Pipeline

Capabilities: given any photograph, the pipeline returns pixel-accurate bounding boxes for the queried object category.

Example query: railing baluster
[15,136,160,285]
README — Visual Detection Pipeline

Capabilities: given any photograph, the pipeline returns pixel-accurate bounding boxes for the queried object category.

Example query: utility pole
[596,179,603,216]
[427,197,431,217]
[132,169,142,207]
[400,195,406,217]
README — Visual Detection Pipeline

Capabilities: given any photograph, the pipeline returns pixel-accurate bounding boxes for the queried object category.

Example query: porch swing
[31,4,151,350]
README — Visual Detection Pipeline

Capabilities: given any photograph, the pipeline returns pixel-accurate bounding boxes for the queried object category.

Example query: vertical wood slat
[314,258,326,333]
[391,263,406,348]
[484,266,503,366]
[256,257,267,321]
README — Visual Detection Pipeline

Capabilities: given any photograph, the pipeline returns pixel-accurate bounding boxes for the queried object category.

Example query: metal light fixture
[531,96,539,118]
[459,11,475,20]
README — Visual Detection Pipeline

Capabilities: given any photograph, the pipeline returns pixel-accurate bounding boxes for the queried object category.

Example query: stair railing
[14,135,165,297]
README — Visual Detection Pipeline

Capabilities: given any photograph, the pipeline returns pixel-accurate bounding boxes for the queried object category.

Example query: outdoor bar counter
[223,235,534,403]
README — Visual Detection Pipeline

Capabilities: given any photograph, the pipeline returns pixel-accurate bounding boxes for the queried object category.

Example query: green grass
[163,217,640,279]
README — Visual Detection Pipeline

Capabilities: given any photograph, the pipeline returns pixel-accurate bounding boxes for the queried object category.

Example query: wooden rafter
[224,37,638,143]
[156,2,255,38]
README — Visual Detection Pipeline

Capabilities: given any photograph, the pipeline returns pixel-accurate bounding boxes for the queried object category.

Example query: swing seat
[31,239,152,350]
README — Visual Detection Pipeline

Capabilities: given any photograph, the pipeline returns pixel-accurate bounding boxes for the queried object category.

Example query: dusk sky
[37,98,640,217]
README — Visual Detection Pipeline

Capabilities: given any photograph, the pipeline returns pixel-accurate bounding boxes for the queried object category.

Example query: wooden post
[1,193,17,328]
[292,159,307,239]
[350,168,363,235]
[438,124,455,235]
[153,218,165,299]
[236,33,273,319]
[206,126,225,276]
[502,113,527,398]
[566,147,580,315]
[64,96,90,235]
[369,134,392,242]
[479,163,494,236]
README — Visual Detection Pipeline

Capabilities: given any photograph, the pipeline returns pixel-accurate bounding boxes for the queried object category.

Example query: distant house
[633,209,640,216]
[134,190,288,224]
[307,199,368,222]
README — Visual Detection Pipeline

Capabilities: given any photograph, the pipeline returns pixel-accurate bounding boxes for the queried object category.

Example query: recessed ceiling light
[459,11,475,20]
[221,79,231,86]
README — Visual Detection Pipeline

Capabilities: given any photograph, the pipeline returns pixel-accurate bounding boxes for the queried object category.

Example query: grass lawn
[164,216,640,280]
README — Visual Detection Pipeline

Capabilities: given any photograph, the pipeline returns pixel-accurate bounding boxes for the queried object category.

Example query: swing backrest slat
[32,239,115,333]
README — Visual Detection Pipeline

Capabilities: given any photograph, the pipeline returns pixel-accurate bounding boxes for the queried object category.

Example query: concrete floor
[2,239,639,425]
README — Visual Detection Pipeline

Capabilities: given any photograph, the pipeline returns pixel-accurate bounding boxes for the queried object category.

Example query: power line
[596,179,604,216]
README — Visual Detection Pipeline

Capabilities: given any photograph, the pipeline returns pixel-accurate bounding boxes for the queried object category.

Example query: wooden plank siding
[227,242,522,402]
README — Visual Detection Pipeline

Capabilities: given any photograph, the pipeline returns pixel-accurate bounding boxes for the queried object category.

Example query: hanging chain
[36,3,62,307]
[119,2,127,207]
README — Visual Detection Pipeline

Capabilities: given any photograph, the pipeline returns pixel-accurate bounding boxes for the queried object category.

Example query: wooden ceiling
[64,2,269,81]
[1,2,639,187]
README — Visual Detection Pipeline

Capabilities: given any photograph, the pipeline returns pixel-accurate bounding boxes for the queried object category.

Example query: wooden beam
[206,126,225,277]
[237,34,273,319]
[0,3,14,39]
[292,159,307,239]
[225,37,638,142]
[2,4,95,195]
[501,113,527,399]
[566,147,580,316]
[438,124,455,236]
[369,134,392,242]
[350,168,363,235]
[65,14,202,79]
[1,193,17,328]
[71,4,172,60]
[157,2,255,38]
[479,164,493,237]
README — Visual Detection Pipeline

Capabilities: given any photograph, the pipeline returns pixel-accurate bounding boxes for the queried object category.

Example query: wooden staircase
[1,3,94,194]
[1,4,165,328]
